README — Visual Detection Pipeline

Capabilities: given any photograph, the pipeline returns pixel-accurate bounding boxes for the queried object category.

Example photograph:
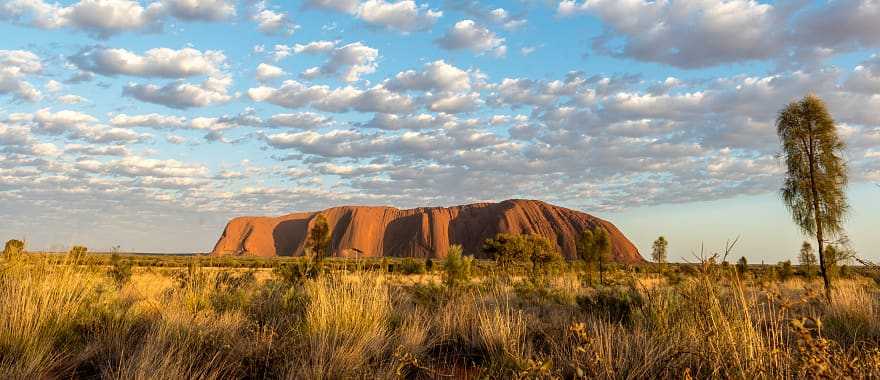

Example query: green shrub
[442,245,471,288]
[274,261,319,285]
[576,286,644,325]
[108,254,132,287]
[399,257,426,275]
[777,260,794,281]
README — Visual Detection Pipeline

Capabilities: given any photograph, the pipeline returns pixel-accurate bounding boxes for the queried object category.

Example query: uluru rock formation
[211,199,644,264]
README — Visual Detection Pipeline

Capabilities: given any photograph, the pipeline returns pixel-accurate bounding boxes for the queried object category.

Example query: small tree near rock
[651,236,668,274]
[578,226,612,286]
[443,244,471,288]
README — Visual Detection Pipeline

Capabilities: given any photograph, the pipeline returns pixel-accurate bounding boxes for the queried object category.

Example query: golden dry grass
[0,255,878,379]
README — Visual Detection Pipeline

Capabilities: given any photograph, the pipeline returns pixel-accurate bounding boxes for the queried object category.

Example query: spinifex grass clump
[0,258,100,377]
[296,276,390,378]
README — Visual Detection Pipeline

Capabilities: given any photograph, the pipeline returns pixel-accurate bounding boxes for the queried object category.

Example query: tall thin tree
[777,94,849,302]
[306,213,332,274]
[651,236,668,274]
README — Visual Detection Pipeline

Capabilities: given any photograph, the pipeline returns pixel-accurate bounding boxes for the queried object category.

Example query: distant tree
[578,226,612,285]
[651,236,668,273]
[2,239,24,260]
[482,233,526,271]
[306,214,332,272]
[443,244,472,288]
[522,235,562,280]
[777,260,794,281]
[777,94,849,302]
[823,244,854,280]
[736,256,748,276]
[798,241,817,277]
[482,233,561,281]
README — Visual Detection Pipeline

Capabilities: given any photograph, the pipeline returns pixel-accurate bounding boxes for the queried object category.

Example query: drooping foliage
[777,94,849,301]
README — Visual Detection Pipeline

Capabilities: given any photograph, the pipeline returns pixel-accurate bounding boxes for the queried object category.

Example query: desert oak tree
[777,94,849,302]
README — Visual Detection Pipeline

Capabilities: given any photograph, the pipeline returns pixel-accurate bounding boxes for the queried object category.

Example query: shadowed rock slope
[211,199,644,263]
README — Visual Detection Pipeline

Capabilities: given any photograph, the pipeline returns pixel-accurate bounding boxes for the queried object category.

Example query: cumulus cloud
[0,50,42,101]
[123,75,233,109]
[255,63,286,81]
[303,0,441,32]
[435,20,506,57]
[70,46,226,78]
[12,108,151,144]
[251,0,297,35]
[267,112,332,129]
[792,0,880,54]
[557,0,784,68]
[290,41,378,82]
[0,0,240,37]
[385,60,472,93]
[161,0,235,21]
[356,0,441,32]
[110,113,188,129]
[0,0,165,37]
[248,80,415,113]
[445,1,526,30]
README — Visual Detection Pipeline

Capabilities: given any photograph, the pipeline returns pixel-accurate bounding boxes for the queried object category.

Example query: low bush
[399,257,426,275]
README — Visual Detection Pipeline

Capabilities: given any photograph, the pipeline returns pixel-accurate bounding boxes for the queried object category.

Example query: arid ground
[1,253,878,379]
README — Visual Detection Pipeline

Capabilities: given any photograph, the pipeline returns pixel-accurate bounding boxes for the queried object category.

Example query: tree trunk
[806,129,833,303]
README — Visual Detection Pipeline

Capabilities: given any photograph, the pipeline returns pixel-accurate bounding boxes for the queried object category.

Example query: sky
[0,0,878,262]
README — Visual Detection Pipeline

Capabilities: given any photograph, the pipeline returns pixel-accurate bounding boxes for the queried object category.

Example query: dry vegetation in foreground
[1,250,879,379]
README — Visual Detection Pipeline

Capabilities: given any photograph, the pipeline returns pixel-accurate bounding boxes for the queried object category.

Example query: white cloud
[303,0,441,33]
[166,134,187,144]
[110,113,187,129]
[85,156,209,178]
[293,41,378,82]
[248,80,415,113]
[304,0,359,13]
[123,75,233,109]
[65,143,130,156]
[427,92,482,113]
[251,0,297,35]
[18,108,151,144]
[487,8,525,30]
[57,94,88,104]
[256,63,286,81]
[161,0,235,21]
[557,0,784,68]
[45,79,62,93]
[385,60,471,93]
[435,20,506,57]
[793,0,880,54]
[0,49,42,101]
[71,46,226,78]
[292,40,337,54]
[356,0,441,32]
[0,0,165,38]
[267,112,332,129]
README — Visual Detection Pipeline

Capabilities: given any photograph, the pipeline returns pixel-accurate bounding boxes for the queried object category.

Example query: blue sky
[0,0,878,262]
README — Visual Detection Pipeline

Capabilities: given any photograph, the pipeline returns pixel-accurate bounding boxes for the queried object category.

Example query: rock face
[211,199,644,264]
